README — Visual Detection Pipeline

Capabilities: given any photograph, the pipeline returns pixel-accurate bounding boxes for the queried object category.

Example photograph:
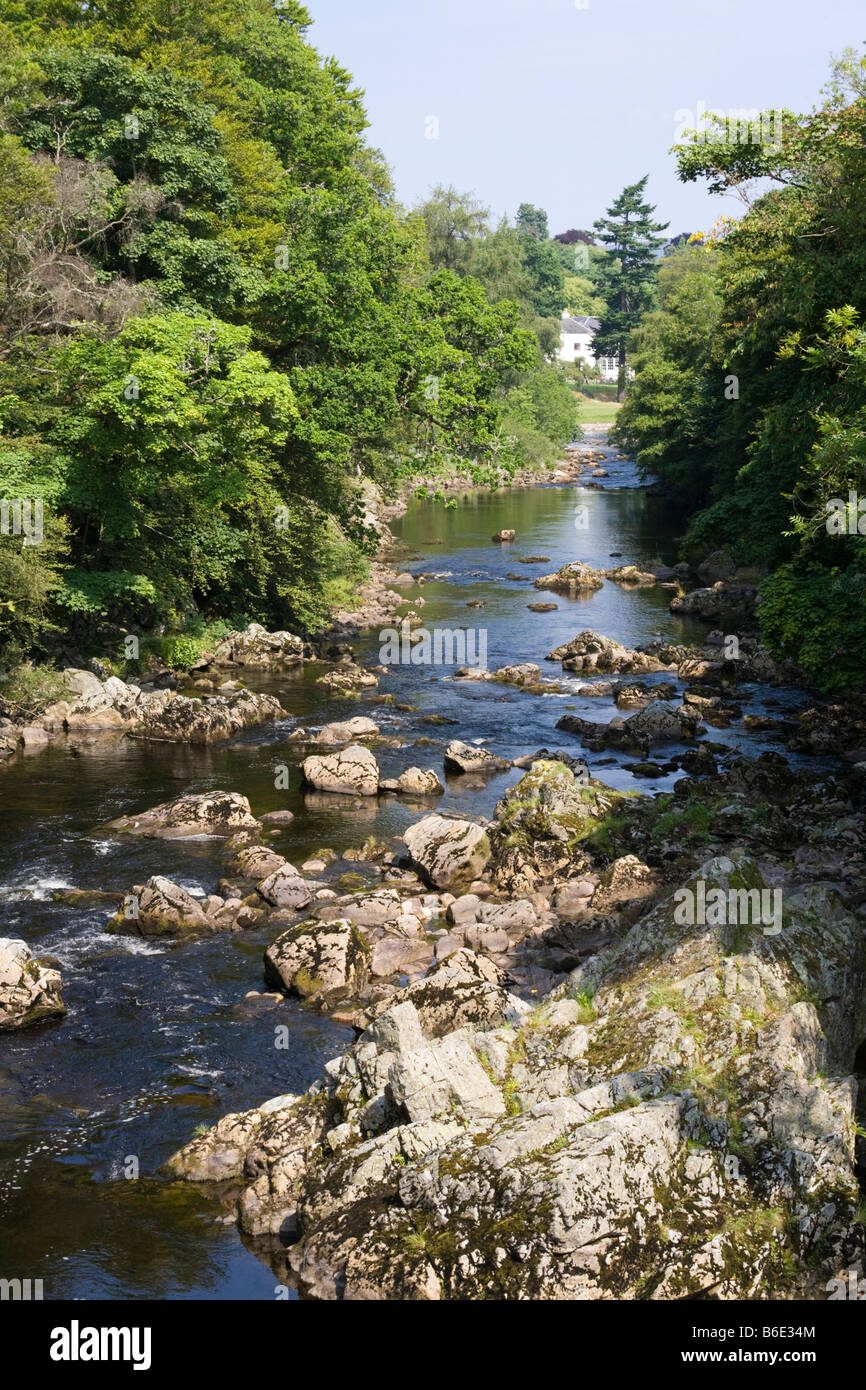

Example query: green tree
[592,177,668,399]
[515,202,549,240]
[417,184,489,274]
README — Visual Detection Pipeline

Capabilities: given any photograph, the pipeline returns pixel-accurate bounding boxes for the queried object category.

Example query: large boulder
[493,663,542,687]
[108,876,212,937]
[548,630,671,675]
[161,1094,306,1183]
[0,939,65,1030]
[603,564,657,586]
[389,1029,506,1123]
[211,623,306,667]
[256,866,313,911]
[491,759,621,891]
[224,843,289,880]
[556,701,703,751]
[589,856,660,914]
[403,814,492,890]
[380,767,444,796]
[533,561,605,595]
[669,582,757,626]
[443,740,509,775]
[493,759,617,845]
[108,790,261,838]
[623,701,702,745]
[264,919,371,1001]
[302,745,380,796]
[315,666,379,694]
[62,668,105,700]
[314,717,379,745]
[130,690,283,743]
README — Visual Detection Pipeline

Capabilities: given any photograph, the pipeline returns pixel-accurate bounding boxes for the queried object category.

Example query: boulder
[548,630,671,675]
[492,529,516,542]
[369,937,434,978]
[380,767,444,796]
[107,790,261,838]
[491,759,621,892]
[302,745,380,796]
[61,668,104,699]
[403,815,492,890]
[211,623,306,667]
[493,663,542,687]
[130,690,283,743]
[225,843,289,880]
[161,1094,305,1183]
[264,919,371,1000]
[316,666,379,694]
[108,876,212,936]
[556,701,703,751]
[493,759,616,845]
[260,810,296,826]
[0,938,65,1030]
[669,582,757,626]
[389,1029,505,1123]
[314,717,380,745]
[589,856,660,914]
[256,866,313,911]
[533,561,605,595]
[443,740,509,774]
[603,564,657,586]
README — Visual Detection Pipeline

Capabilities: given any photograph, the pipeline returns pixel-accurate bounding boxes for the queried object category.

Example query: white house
[557,311,619,382]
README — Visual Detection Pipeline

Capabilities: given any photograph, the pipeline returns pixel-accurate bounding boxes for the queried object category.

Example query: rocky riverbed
[2,430,865,1299]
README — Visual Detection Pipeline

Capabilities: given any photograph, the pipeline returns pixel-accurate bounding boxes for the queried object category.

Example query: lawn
[577,399,622,424]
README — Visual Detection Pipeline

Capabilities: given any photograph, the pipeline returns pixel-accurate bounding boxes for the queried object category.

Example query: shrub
[0,661,71,718]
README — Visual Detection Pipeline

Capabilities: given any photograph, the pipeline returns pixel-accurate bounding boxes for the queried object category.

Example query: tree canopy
[0,0,576,654]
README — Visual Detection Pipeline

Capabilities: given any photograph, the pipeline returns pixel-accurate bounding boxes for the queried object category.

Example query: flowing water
[0,434,830,1299]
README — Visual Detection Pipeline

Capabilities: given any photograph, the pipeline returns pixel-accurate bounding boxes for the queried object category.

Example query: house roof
[561,315,600,335]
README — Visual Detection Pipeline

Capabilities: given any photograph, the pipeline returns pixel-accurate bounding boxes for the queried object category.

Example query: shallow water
[0,435,830,1299]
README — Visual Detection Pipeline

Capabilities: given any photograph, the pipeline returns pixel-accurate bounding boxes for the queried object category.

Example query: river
[0,433,829,1299]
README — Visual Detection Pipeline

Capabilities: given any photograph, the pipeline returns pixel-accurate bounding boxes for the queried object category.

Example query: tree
[417,185,489,274]
[614,51,866,690]
[553,228,595,245]
[592,177,669,399]
[515,202,549,240]
[516,233,565,319]
[0,0,578,651]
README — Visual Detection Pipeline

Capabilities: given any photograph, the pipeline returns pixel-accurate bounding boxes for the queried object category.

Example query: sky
[304,0,864,237]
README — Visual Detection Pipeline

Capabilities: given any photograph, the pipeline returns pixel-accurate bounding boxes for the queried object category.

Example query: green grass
[575,399,622,424]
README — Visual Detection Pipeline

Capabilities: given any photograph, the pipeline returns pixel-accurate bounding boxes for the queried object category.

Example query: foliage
[612,50,866,691]
[0,1,566,650]
[0,659,70,716]
[591,176,669,393]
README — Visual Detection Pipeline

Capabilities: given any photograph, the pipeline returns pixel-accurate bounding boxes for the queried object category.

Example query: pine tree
[592,177,668,399]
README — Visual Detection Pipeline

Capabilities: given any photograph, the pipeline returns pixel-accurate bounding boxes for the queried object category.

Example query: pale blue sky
[305,0,863,236]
